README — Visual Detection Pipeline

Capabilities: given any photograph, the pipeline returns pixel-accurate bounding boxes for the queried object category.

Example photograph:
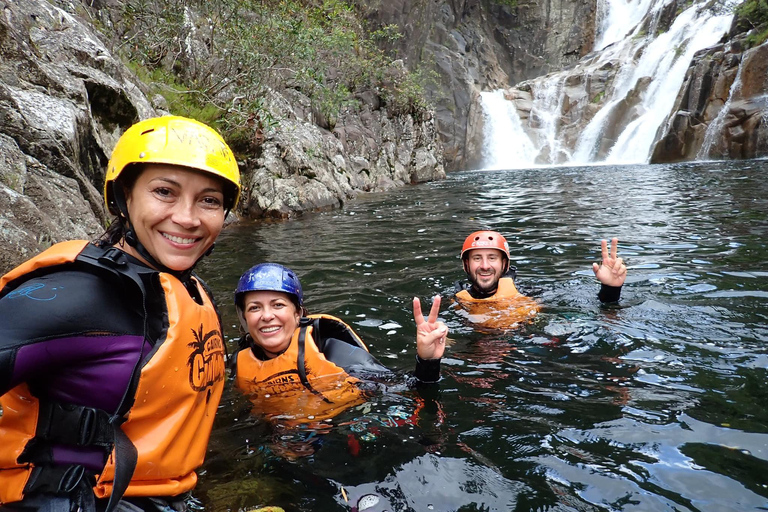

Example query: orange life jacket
[455,277,540,330]
[0,241,225,503]
[0,241,91,504]
[234,314,368,425]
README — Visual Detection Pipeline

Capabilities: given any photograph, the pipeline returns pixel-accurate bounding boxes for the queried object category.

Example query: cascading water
[479,90,537,169]
[480,0,735,168]
[594,0,655,50]
[603,8,735,163]
[530,78,571,163]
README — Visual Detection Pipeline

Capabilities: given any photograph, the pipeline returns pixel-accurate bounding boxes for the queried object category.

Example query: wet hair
[95,164,143,248]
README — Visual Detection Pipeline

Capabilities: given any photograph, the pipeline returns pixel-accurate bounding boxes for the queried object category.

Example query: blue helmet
[234,263,304,309]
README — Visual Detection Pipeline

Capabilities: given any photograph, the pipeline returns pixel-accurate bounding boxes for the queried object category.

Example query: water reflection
[196,160,768,511]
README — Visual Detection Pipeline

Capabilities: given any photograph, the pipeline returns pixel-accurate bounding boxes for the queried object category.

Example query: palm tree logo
[188,324,226,391]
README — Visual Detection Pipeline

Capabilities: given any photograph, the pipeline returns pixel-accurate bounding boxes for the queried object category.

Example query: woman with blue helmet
[231,263,447,425]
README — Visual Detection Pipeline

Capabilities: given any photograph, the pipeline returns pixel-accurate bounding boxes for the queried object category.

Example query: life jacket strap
[104,417,137,512]
[296,321,333,404]
[77,244,143,512]
[297,324,310,388]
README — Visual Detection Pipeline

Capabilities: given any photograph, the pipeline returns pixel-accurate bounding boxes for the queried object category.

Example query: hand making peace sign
[413,295,448,360]
[592,237,627,288]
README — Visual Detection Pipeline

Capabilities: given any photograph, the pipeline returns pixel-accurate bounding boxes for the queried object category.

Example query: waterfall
[479,90,538,169]
[605,8,734,163]
[481,0,735,168]
[595,0,654,50]
[531,78,571,163]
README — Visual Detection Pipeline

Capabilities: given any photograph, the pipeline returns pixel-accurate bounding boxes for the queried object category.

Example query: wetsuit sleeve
[598,283,622,303]
[414,356,440,384]
[0,269,145,395]
[323,337,441,389]
[322,337,391,374]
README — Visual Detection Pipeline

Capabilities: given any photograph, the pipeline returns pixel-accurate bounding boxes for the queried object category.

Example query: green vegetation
[745,25,768,46]
[101,0,434,154]
[735,0,768,46]
[736,0,768,25]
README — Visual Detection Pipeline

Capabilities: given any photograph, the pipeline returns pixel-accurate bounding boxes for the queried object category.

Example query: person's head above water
[235,263,304,359]
[461,230,511,295]
[102,115,241,273]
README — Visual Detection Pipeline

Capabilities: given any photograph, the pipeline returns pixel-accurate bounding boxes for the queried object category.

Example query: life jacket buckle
[78,407,97,446]
[36,401,112,448]
[58,465,86,494]
[23,464,93,496]
[98,246,128,267]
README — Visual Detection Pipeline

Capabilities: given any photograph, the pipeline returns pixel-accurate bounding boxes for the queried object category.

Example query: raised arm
[413,295,448,360]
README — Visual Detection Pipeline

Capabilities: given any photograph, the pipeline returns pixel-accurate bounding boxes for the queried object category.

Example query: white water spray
[479,90,538,169]
[606,6,734,163]
[531,78,571,163]
[595,0,654,50]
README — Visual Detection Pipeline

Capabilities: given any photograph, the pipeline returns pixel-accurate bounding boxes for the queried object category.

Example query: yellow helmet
[104,116,241,214]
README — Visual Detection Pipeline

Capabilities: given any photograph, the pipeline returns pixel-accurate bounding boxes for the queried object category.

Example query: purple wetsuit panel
[13,334,149,412]
[12,334,151,471]
[50,446,110,472]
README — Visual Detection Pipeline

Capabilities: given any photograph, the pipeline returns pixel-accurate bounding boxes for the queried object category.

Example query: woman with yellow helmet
[0,116,241,512]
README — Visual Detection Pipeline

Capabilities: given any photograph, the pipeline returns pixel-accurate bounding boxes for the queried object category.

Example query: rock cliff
[0,0,150,273]
[356,0,598,170]
[651,35,768,162]
[0,0,445,275]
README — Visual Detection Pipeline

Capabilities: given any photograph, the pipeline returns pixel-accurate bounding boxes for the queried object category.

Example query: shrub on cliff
[733,0,768,46]
[92,0,434,154]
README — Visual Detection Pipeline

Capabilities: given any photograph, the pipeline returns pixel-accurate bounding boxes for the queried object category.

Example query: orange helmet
[461,230,510,272]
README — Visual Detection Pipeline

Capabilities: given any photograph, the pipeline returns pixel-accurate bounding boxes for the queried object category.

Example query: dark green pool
[195,159,768,512]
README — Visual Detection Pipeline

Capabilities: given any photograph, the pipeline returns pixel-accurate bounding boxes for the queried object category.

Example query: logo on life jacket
[251,370,305,397]
[187,324,226,391]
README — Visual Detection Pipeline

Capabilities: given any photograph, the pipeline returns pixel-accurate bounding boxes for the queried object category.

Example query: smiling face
[465,248,507,294]
[123,164,226,272]
[242,290,301,359]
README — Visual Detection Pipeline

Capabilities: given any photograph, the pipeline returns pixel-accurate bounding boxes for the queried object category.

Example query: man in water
[454,231,626,328]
